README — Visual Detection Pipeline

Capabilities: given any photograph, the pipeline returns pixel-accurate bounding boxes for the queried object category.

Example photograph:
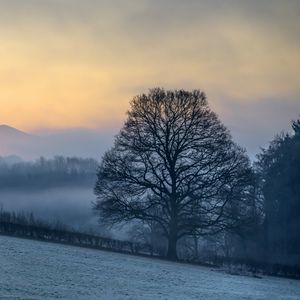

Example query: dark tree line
[0,206,72,233]
[0,208,154,256]
[174,118,300,271]
[0,156,98,189]
[255,119,300,265]
[214,118,300,275]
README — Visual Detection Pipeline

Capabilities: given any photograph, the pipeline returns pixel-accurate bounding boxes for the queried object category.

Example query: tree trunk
[167,235,178,260]
[167,227,178,260]
[193,235,199,260]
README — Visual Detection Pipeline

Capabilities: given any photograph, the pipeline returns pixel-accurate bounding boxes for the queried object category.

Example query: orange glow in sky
[0,1,299,132]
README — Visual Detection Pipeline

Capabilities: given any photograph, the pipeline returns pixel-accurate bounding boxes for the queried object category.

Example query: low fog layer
[0,188,98,231]
[0,156,101,233]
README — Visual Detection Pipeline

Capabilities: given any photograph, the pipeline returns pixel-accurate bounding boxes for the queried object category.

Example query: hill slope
[1,235,299,299]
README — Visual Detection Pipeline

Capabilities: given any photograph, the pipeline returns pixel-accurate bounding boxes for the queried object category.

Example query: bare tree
[94,88,252,259]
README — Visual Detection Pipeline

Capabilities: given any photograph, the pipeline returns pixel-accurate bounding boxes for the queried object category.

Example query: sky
[0,0,300,157]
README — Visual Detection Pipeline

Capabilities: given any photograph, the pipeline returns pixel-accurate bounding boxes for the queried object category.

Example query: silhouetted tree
[94,88,252,259]
[256,118,300,264]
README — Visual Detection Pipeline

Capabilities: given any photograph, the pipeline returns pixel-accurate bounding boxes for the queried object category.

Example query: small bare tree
[94,88,252,259]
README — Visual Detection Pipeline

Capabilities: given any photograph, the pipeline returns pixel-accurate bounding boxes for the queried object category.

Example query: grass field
[1,235,300,299]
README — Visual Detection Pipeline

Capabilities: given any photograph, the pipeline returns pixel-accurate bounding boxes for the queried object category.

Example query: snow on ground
[0,236,299,300]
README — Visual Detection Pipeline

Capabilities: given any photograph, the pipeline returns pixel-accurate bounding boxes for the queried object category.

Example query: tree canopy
[256,118,300,263]
[94,88,253,259]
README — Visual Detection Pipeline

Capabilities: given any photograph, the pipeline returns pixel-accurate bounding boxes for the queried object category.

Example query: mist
[0,187,97,231]
[0,156,101,233]
[0,125,116,160]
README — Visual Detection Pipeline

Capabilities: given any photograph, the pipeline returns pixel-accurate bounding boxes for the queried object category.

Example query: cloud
[0,0,299,155]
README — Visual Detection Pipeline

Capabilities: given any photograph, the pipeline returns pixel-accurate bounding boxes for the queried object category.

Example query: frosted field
[0,236,299,300]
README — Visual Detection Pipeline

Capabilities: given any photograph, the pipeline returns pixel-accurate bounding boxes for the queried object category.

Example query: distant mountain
[0,125,30,138]
[0,124,115,160]
[0,125,34,159]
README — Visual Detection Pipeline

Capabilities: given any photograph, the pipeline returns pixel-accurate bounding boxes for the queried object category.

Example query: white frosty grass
[0,236,299,300]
